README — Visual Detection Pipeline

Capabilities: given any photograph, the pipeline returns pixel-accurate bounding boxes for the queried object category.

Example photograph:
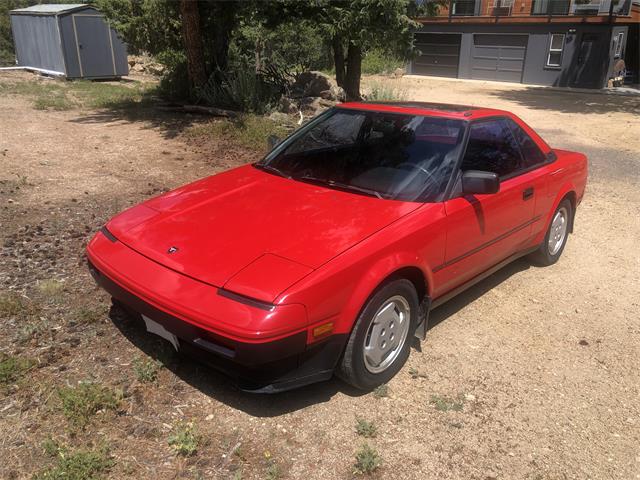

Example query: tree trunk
[344,43,362,100]
[212,1,238,72]
[332,35,345,87]
[179,0,207,90]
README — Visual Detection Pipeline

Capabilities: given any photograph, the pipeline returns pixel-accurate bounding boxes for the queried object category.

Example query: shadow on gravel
[428,257,531,331]
[107,257,533,417]
[487,86,640,115]
[68,97,210,140]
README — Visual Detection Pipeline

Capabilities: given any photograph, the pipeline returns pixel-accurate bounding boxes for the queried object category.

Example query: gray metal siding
[413,23,617,89]
[470,34,528,83]
[110,29,129,76]
[10,6,127,79]
[58,14,80,77]
[73,14,116,77]
[412,33,461,78]
[10,14,65,73]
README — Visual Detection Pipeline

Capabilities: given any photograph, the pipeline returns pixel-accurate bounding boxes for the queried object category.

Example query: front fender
[335,253,432,336]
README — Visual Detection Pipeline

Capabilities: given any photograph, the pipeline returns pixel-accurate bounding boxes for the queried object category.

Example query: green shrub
[133,356,161,383]
[0,354,34,385]
[372,384,389,398]
[361,48,405,75]
[355,418,377,438]
[33,445,114,480]
[168,422,198,456]
[187,115,291,153]
[430,394,464,412]
[0,293,23,317]
[58,383,120,428]
[197,61,282,114]
[354,443,382,475]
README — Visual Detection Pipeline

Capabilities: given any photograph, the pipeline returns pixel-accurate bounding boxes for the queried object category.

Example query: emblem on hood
[167,246,179,254]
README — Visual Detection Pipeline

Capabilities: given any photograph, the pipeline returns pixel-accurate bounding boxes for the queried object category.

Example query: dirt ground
[1,71,639,480]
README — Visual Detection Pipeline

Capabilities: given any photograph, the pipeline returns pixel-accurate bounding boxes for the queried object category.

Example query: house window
[614,32,624,58]
[546,33,565,68]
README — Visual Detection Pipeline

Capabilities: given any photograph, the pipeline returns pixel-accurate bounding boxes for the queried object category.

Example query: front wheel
[530,199,572,266]
[337,279,419,390]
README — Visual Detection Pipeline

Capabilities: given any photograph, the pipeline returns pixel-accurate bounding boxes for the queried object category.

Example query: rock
[393,67,406,79]
[144,62,165,76]
[300,96,336,115]
[278,96,298,114]
[331,85,346,102]
[293,71,335,97]
[319,89,335,101]
[268,112,292,124]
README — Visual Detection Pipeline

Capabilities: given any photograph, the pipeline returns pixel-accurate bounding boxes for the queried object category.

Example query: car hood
[107,165,420,302]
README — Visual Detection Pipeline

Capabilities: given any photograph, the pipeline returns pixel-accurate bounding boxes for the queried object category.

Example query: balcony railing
[531,0,631,15]
[433,0,631,17]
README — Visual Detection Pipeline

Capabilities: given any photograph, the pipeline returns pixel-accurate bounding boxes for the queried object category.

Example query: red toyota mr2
[87,102,588,392]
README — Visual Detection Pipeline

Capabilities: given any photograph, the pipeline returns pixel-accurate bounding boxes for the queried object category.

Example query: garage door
[471,34,528,83]
[413,33,461,78]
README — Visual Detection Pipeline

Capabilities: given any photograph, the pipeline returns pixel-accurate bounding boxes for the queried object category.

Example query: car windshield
[257,108,466,202]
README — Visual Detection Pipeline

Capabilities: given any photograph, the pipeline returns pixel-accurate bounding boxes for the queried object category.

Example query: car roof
[337,101,511,120]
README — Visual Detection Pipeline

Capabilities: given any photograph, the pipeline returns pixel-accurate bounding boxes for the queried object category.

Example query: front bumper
[86,232,346,392]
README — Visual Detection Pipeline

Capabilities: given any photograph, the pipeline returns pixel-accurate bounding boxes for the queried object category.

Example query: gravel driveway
[1,72,639,479]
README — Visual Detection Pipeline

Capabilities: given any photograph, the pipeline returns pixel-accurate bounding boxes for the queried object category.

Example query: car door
[433,117,541,296]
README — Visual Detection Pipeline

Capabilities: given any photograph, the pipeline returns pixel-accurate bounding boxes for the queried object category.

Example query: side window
[460,119,522,177]
[506,118,546,169]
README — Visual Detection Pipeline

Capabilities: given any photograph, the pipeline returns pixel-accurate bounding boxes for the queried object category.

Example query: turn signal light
[312,322,334,338]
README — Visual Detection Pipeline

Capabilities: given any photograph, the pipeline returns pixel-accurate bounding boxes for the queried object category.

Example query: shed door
[413,33,461,78]
[72,14,115,78]
[471,34,528,83]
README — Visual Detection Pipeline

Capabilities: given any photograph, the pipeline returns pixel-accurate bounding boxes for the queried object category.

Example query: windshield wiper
[254,163,291,179]
[296,175,385,200]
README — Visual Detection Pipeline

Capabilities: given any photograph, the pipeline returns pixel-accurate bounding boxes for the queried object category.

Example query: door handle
[523,187,534,200]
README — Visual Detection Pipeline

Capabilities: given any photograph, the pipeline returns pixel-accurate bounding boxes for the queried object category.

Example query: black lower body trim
[89,260,346,393]
[432,245,538,309]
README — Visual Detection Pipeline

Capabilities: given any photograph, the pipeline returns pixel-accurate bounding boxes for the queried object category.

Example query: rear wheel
[337,279,418,390]
[530,199,572,266]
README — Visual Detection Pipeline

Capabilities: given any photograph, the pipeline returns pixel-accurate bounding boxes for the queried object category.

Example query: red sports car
[87,102,588,392]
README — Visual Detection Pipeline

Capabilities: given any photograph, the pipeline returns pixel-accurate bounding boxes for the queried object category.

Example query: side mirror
[267,134,281,150]
[461,170,500,195]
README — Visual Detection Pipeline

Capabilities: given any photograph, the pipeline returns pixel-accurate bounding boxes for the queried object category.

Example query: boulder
[319,89,335,100]
[278,96,298,114]
[300,96,336,115]
[268,112,292,124]
[392,67,406,79]
[293,71,335,98]
[144,62,165,76]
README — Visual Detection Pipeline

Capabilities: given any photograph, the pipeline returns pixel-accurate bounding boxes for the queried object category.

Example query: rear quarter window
[507,118,546,169]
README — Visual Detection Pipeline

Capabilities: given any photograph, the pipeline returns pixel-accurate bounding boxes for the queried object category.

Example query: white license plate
[142,315,179,351]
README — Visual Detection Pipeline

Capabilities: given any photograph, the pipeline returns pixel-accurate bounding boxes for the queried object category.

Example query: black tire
[529,198,573,266]
[337,279,419,390]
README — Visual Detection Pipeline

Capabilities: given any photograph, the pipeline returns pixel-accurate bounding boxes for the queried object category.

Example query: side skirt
[431,246,539,310]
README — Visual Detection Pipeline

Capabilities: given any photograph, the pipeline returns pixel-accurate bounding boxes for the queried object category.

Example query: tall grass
[366,81,407,102]
[197,63,281,114]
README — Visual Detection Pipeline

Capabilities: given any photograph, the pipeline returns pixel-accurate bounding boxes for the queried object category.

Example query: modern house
[409,0,640,88]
